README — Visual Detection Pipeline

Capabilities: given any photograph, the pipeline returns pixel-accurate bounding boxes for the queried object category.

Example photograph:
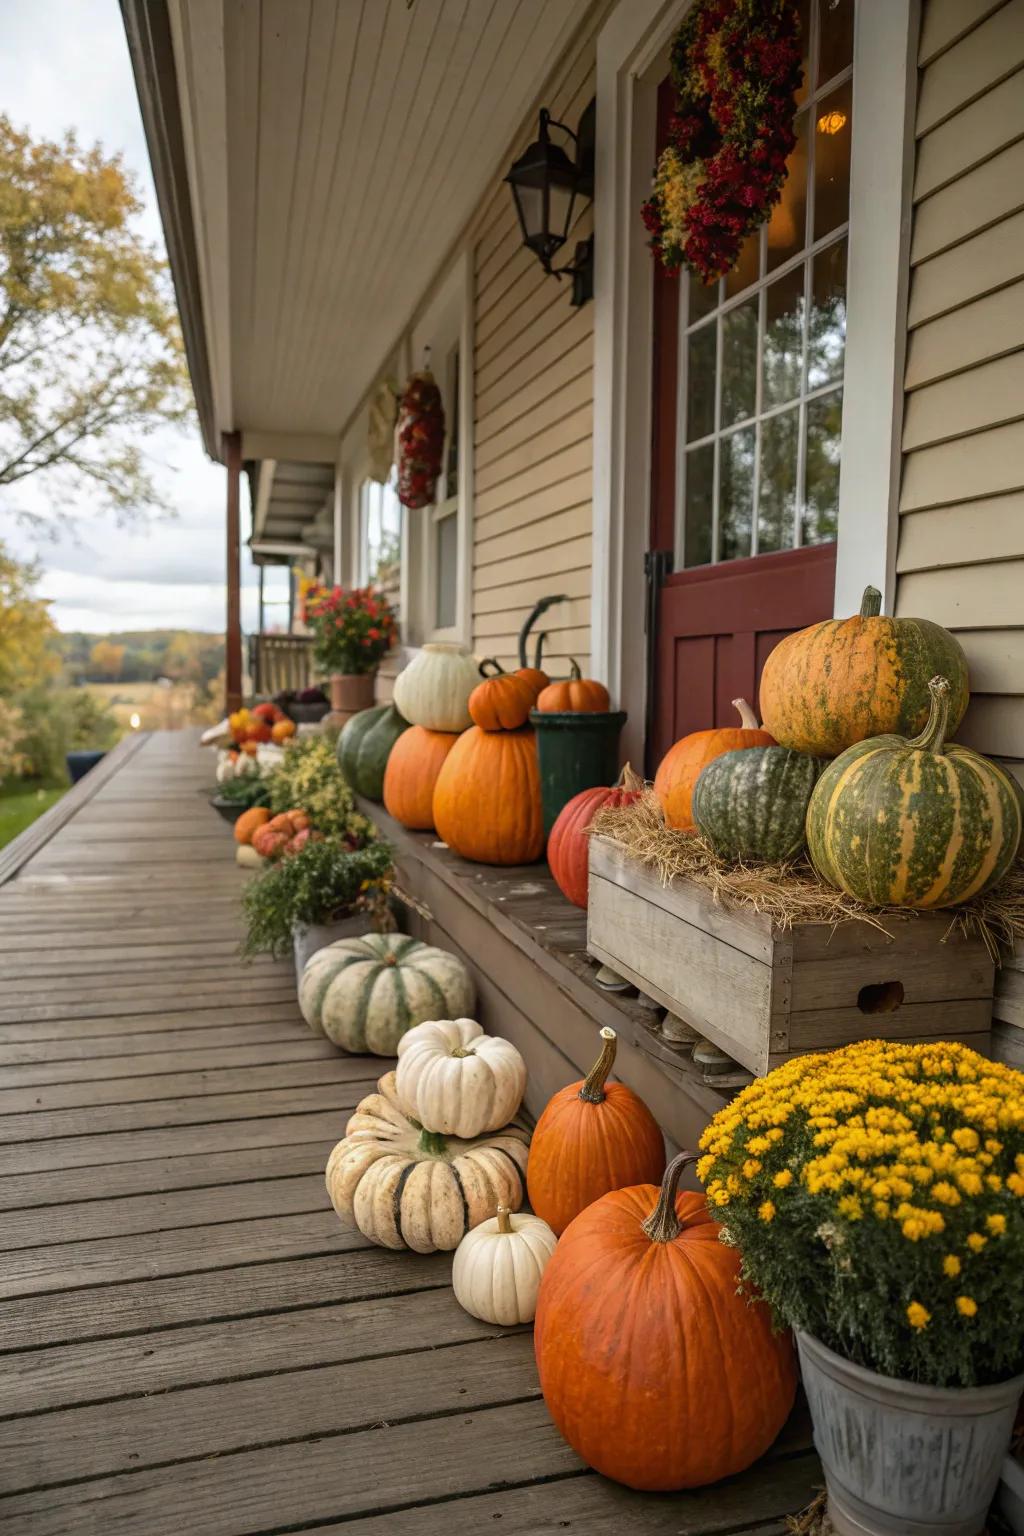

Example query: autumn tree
[89,639,125,680]
[0,541,59,694]
[0,116,191,530]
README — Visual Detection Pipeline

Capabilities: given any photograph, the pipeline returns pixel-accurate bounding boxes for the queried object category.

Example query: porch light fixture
[505,100,595,307]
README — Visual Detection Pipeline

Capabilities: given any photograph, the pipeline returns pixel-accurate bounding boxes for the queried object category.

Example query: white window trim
[592,0,918,764]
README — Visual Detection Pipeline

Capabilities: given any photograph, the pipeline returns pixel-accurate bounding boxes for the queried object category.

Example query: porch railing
[248,633,316,696]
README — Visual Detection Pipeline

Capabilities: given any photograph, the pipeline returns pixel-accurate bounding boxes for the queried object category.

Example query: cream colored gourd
[325,1071,530,1252]
[392,642,480,732]
[452,1205,558,1325]
[299,933,474,1056]
[396,1018,526,1137]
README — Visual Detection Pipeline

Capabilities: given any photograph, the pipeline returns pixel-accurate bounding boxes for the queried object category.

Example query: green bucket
[530,709,628,835]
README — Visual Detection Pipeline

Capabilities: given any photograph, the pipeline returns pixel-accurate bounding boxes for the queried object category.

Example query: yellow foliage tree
[89,639,125,679]
[0,116,191,528]
[0,541,59,695]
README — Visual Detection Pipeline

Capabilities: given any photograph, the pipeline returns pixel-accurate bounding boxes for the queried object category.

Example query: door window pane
[763,265,805,410]
[796,0,812,103]
[724,230,761,298]
[766,110,808,273]
[814,80,853,240]
[721,298,758,427]
[758,410,798,553]
[808,238,847,389]
[689,275,719,324]
[686,323,717,441]
[719,428,755,561]
[803,390,843,544]
[683,444,714,567]
[818,0,855,85]
[435,514,458,629]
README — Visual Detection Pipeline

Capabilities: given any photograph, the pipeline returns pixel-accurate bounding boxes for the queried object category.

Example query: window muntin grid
[675,0,853,569]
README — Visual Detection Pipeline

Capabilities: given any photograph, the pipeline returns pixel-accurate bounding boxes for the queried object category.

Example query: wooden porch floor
[0,730,820,1534]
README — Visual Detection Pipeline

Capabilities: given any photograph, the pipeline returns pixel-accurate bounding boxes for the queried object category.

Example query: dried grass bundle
[590,789,1024,962]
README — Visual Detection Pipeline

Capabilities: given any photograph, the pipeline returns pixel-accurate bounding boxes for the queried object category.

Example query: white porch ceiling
[166,0,595,452]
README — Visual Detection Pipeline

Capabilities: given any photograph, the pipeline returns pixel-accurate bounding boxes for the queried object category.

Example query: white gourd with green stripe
[326,1070,531,1252]
[299,933,475,1055]
[396,1018,526,1137]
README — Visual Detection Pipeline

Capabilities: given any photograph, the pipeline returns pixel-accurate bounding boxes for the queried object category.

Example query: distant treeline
[60,631,225,686]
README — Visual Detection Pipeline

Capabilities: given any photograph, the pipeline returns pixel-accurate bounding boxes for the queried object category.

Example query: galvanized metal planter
[796,1329,1024,1536]
[292,914,367,977]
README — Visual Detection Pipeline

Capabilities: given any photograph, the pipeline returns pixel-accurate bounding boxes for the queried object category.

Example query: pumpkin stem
[732,698,759,731]
[478,658,505,678]
[641,1152,699,1244]
[568,658,582,682]
[450,1046,475,1058]
[579,1027,617,1103]
[495,1205,513,1234]
[619,762,645,794]
[859,586,883,617]
[417,1128,449,1158]
[910,675,952,755]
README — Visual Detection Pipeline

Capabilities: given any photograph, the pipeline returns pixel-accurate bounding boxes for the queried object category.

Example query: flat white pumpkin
[392,642,479,733]
[326,1071,530,1252]
[452,1205,558,1325]
[299,933,474,1056]
[396,1018,526,1138]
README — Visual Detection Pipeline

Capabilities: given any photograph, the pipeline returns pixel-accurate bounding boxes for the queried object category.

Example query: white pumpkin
[392,642,479,732]
[396,1018,526,1138]
[299,933,474,1056]
[452,1205,557,1324]
[326,1071,530,1252]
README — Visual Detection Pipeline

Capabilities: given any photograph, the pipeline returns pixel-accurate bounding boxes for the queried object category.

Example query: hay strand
[590,789,1024,961]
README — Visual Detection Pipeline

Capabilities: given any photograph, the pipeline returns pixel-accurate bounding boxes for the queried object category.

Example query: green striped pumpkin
[692,746,827,862]
[337,704,409,800]
[299,932,475,1055]
[806,675,1022,909]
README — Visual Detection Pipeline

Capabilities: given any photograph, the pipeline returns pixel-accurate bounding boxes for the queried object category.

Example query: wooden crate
[587,836,995,1076]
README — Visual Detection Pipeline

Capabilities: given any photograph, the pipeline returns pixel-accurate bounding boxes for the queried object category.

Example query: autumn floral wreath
[641,0,802,285]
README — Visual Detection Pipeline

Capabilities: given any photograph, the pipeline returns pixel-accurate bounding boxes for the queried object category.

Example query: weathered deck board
[0,730,819,1532]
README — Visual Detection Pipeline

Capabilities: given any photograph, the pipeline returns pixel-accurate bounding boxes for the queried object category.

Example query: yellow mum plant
[698,1040,1024,1387]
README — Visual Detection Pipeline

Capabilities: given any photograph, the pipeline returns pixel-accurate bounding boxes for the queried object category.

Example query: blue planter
[66,750,106,784]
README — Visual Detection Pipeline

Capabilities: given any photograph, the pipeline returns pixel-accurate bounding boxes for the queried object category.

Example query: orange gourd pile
[251,810,317,860]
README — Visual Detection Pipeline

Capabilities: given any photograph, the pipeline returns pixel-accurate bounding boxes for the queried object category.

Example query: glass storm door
[648,0,854,768]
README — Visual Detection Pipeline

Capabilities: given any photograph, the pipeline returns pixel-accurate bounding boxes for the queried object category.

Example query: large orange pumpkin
[654,699,774,830]
[759,585,970,757]
[535,1152,797,1490]
[382,725,460,831]
[534,662,610,714]
[527,1027,665,1235]
[432,725,544,865]
[547,768,643,909]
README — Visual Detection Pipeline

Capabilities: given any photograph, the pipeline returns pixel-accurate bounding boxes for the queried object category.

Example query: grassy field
[83,680,213,732]
[0,782,65,850]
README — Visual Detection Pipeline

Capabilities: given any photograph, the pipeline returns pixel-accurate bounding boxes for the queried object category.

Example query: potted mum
[241,835,395,970]
[698,1041,1024,1536]
[303,583,397,728]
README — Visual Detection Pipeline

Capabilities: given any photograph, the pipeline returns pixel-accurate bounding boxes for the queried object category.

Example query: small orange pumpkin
[534,662,610,714]
[534,1152,797,1490]
[234,806,271,845]
[383,725,460,830]
[653,699,775,830]
[271,717,296,743]
[515,665,549,701]
[432,725,544,865]
[526,1027,665,1235]
[468,660,537,732]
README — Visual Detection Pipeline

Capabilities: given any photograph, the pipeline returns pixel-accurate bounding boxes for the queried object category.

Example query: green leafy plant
[698,1040,1024,1388]
[215,773,273,809]
[241,837,394,959]
[268,734,375,843]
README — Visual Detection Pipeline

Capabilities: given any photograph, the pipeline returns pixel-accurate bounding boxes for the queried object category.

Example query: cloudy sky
[1,0,262,634]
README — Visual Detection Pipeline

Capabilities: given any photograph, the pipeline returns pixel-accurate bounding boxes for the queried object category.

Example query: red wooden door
[646,3,853,770]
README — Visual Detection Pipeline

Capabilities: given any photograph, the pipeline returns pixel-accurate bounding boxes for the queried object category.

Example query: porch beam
[240,430,337,464]
[224,429,243,713]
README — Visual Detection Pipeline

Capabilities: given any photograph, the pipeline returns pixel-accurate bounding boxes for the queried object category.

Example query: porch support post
[224,429,243,714]
[257,564,265,635]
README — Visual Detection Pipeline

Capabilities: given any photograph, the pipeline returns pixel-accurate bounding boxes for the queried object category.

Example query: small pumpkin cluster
[651,587,1022,909]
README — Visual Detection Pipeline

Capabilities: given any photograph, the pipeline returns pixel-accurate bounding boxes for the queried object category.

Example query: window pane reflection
[803,390,843,544]
[814,80,852,240]
[808,238,847,389]
[764,265,805,410]
[435,514,458,629]
[687,324,717,441]
[689,274,719,324]
[758,410,798,553]
[721,298,758,427]
[818,0,854,84]
[719,428,755,560]
[767,111,808,273]
[683,444,714,567]
[725,230,760,298]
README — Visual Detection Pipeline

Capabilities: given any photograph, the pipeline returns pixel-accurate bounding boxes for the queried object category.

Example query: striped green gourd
[806,675,1022,909]
[337,703,409,801]
[692,745,828,862]
[298,932,475,1055]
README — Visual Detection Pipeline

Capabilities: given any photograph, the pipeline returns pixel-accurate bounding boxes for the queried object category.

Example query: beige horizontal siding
[898,0,1024,1055]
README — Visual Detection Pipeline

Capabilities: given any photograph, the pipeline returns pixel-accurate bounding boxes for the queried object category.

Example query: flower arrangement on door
[396,368,445,510]
[641,0,802,284]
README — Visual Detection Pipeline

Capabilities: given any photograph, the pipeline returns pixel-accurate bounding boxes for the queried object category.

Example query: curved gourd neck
[641,1152,698,1244]
[859,587,882,617]
[579,1028,617,1103]
[731,698,759,730]
[909,676,951,755]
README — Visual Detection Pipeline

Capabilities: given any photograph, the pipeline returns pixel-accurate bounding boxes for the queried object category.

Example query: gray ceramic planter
[292,914,367,978]
[797,1329,1024,1536]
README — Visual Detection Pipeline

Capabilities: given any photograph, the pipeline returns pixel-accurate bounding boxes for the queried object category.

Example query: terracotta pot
[323,672,376,733]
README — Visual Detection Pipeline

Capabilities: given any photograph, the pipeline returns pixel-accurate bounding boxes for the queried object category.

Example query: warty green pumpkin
[759,586,970,757]
[299,932,475,1054]
[806,675,1022,909]
[326,1070,530,1251]
[692,745,827,862]
[336,703,409,800]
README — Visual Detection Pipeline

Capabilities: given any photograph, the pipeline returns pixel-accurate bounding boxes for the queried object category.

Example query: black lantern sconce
[505,99,595,307]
